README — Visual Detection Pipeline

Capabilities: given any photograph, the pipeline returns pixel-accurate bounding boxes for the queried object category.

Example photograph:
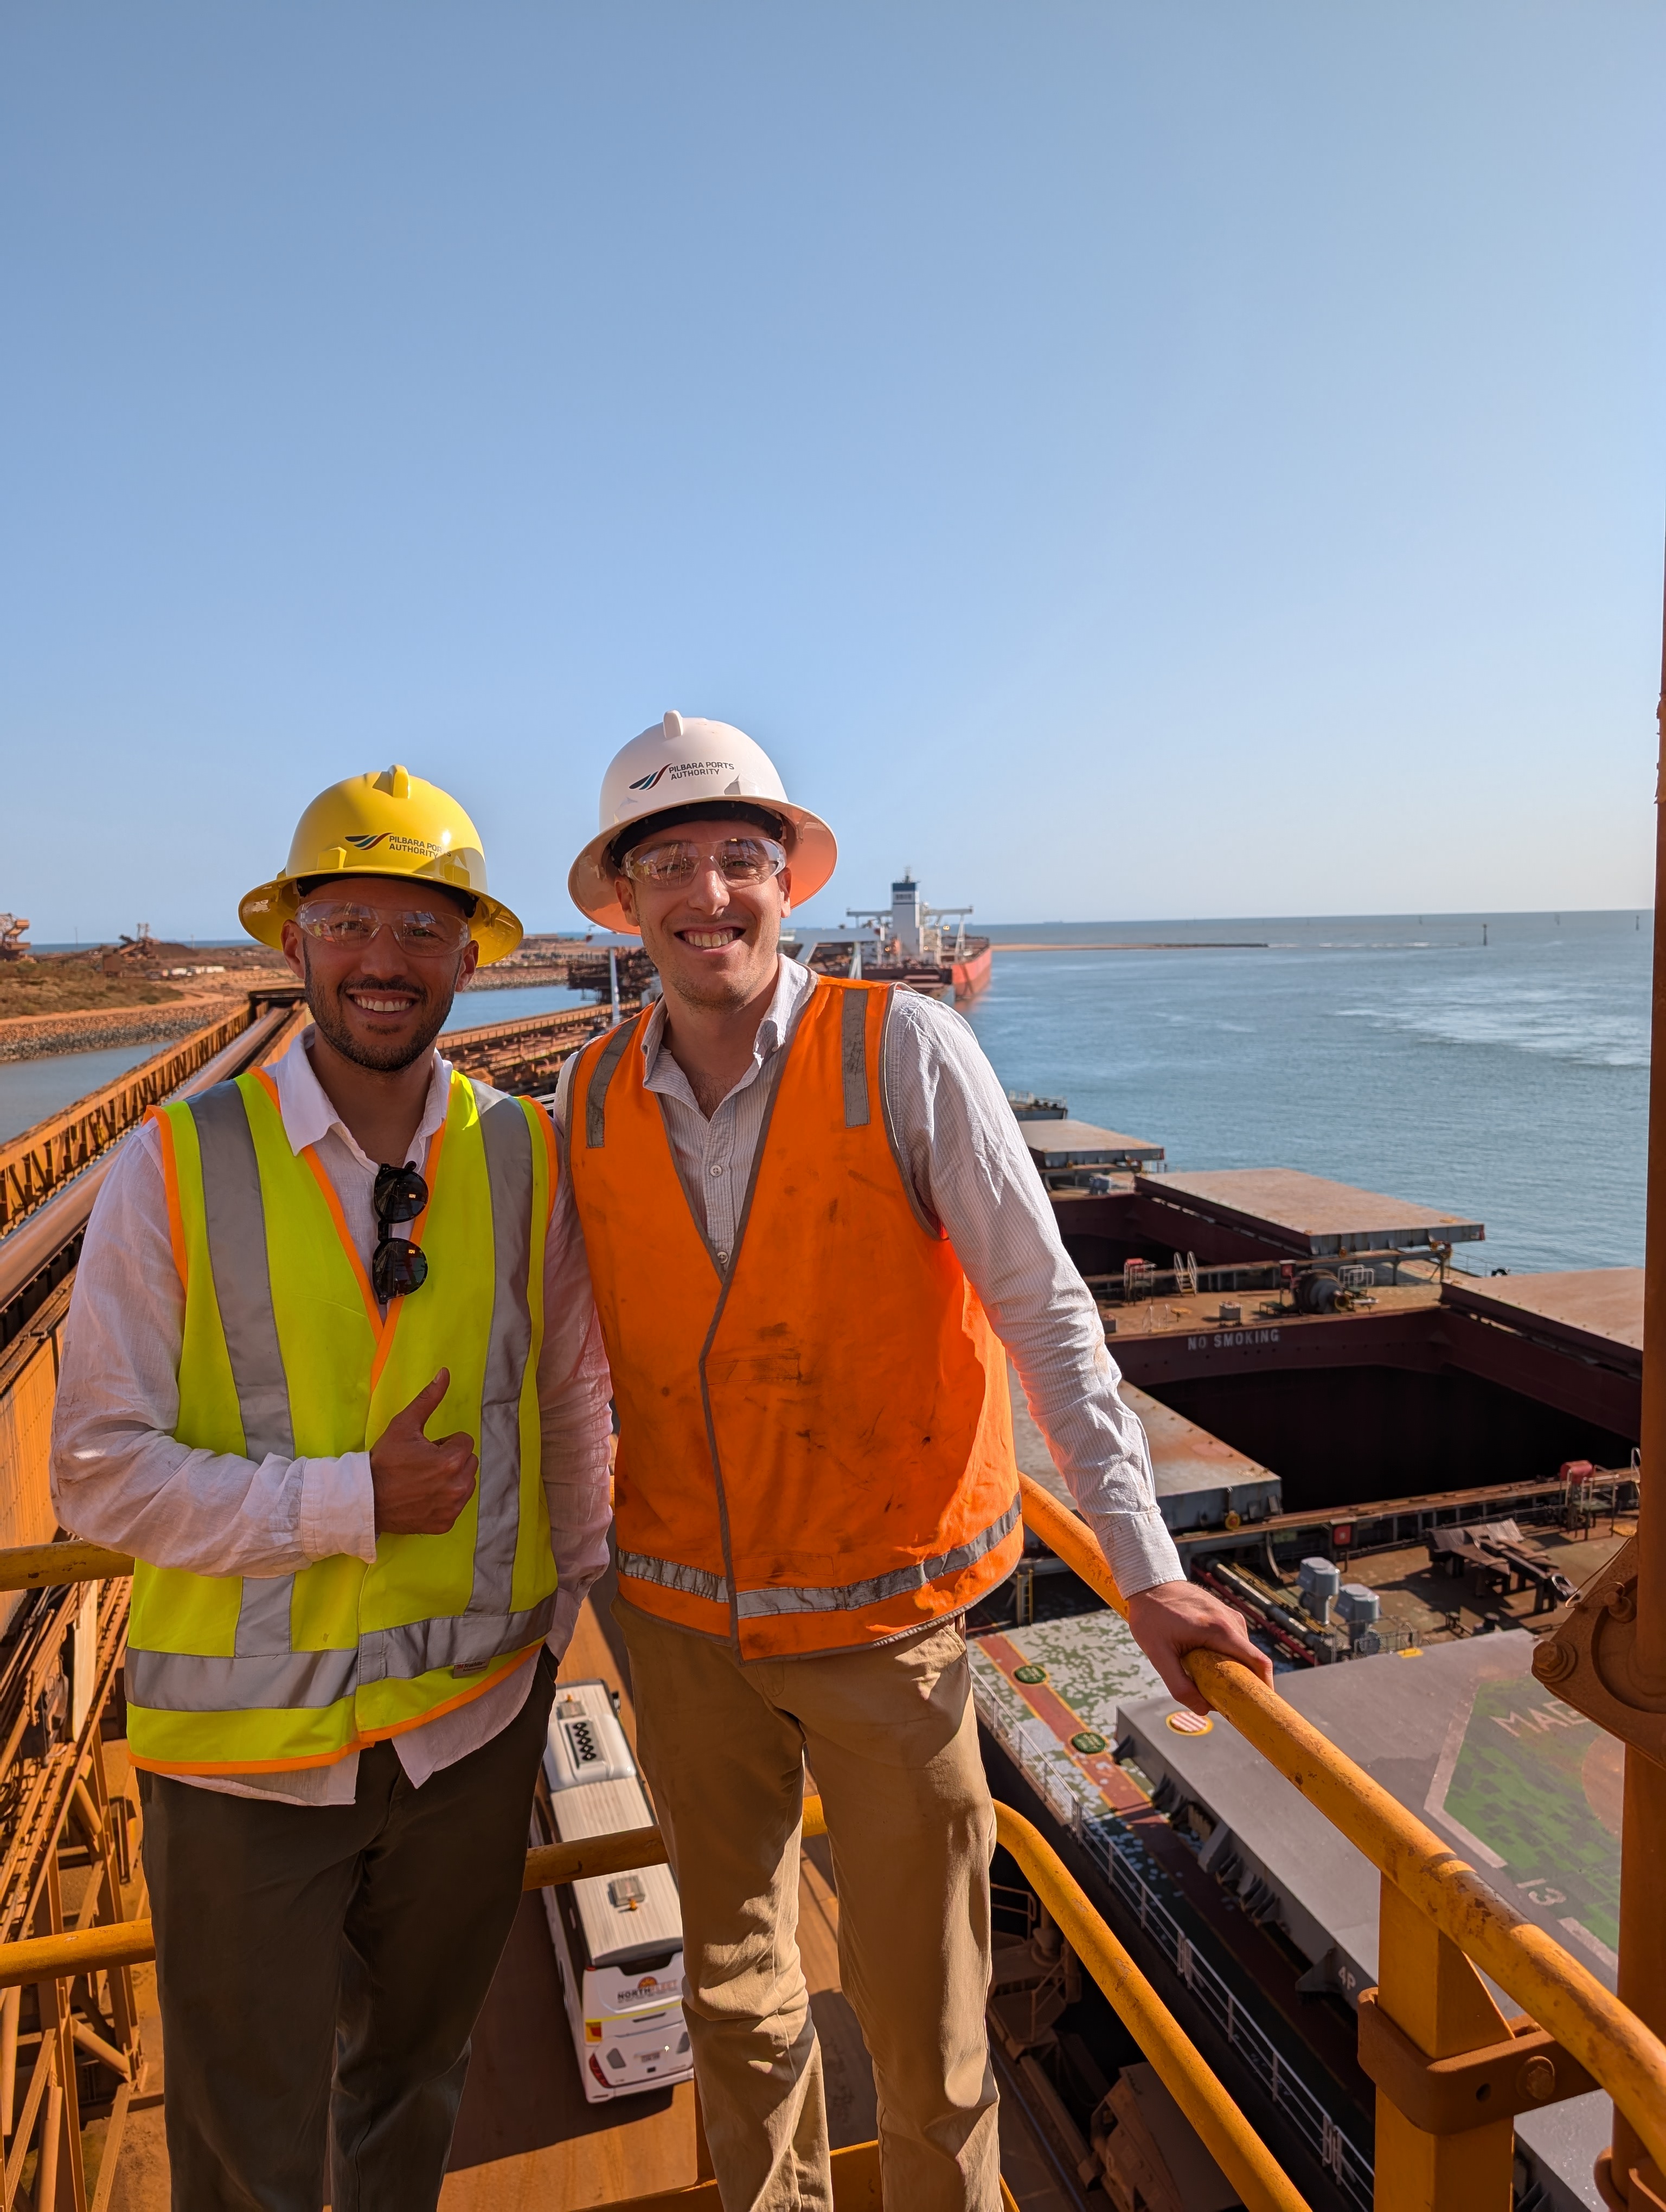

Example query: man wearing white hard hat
[52,767,612,2209]
[559,713,1268,2212]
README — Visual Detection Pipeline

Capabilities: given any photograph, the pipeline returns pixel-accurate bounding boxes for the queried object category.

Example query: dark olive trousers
[138,1649,556,2212]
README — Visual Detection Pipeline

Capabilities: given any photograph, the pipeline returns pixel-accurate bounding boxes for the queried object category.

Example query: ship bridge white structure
[847,871,973,963]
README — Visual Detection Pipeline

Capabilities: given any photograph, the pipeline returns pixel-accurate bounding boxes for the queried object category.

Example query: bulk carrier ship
[804,871,993,998]
[0,922,1661,2211]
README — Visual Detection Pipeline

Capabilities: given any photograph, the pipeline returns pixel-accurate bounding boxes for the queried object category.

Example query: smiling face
[614,815,792,1016]
[279,874,479,1072]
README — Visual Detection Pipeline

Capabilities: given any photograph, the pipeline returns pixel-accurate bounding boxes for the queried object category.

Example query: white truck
[534,1679,694,2104]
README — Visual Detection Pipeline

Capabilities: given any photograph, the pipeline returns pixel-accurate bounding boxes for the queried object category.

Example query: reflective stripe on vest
[129,1066,559,1772]
[619,1496,1021,1622]
[570,978,1022,1661]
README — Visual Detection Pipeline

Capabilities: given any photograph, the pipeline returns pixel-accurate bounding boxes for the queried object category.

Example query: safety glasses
[619,836,786,890]
[296,902,471,957]
[372,1165,430,1301]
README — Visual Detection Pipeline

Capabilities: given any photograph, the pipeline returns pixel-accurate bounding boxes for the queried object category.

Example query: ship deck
[1009,1364,1282,1535]
[1441,1266,1645,1371]
[1131,1167,1486,1256]
[1021,1121,1165,1172]
[1115,1627,1623,2204]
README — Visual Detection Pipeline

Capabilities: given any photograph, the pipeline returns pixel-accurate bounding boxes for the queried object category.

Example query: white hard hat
[568,711,838,933]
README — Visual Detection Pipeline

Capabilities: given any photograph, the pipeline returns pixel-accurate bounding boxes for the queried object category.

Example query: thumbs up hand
[369,1371,479,1535]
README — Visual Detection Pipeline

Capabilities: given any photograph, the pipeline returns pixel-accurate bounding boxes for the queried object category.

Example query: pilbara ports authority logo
[344,831,440,858]
[628,761,736,794]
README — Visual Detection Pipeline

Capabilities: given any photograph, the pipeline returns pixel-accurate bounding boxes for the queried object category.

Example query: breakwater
[0,998,244,1065]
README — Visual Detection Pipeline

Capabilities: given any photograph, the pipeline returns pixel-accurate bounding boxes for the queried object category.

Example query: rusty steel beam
[563,947,656,998]
[1166,1465,1633,1554]
[440,997,639,1097]
[0,1002,307,1354]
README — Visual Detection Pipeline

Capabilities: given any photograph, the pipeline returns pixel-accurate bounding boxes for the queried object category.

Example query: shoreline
[0,996,246,1065]
[0,971,589,1068]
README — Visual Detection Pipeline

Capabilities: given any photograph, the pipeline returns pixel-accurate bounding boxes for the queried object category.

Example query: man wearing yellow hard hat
[51,767,611,2208]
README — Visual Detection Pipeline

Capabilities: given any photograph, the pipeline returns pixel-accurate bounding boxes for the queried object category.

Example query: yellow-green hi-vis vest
[129,1065,559,1776]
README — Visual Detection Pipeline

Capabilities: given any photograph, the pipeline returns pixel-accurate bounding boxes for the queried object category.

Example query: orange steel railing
[0,1776,1306,2212]
[0,1004,257,1233]
[3,1501,1664,2210]
[438,995,643,1096]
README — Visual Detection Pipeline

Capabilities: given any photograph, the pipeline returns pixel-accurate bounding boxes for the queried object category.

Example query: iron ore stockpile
[975,1102,1638,2212]
[0,979,1645,2209]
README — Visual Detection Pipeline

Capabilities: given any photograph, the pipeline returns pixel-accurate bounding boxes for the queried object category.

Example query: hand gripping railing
[1017,1472,1666,2207]
[5,1493,1665,2209]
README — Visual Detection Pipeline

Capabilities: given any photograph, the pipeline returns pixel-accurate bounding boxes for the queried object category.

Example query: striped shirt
[555,957,1184,1598]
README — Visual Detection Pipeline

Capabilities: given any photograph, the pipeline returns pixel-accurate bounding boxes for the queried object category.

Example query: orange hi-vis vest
[568,975,1022,1661]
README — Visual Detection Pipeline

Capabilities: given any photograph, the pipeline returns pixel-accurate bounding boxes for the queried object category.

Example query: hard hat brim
[239,866,524,965]
[566,806,838,935]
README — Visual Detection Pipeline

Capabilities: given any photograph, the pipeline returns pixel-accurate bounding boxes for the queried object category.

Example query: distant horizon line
[23,903,1655,952]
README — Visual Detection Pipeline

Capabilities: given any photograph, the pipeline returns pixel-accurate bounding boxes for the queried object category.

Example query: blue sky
[3,2,1663,941]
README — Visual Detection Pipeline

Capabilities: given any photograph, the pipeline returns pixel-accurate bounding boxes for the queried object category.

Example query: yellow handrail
[14,1500,1666,2187]
[0,1544,133,1592]
[0,1790,1302,2208]
[0,1819,683,1989]
[992,1797,1307,2212]
[1018,1472,1666,2181]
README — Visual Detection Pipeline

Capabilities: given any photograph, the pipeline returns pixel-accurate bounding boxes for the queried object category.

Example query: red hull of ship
[950,943,993,998]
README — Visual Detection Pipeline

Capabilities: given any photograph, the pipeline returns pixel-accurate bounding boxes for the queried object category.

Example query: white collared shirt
[51,1029,613,1806]
[556,959,1184,1599]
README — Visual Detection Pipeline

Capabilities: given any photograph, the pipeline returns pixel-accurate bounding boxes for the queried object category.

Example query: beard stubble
[300,945,458,1073]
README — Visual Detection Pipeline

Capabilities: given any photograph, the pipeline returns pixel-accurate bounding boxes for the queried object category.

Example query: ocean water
[447,982,593,1026]
[0,1043,169,1146]
[960,912,1650,1276]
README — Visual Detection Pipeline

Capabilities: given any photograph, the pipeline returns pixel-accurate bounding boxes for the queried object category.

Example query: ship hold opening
[1143,1362,1636,1515]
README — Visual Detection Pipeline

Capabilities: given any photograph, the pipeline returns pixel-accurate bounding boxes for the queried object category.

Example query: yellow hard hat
[239,765,523,965]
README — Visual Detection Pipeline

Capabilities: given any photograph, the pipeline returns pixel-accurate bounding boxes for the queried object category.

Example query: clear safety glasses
[295,902,471,958]
[619,836,787,890]
[372,1165,430,1301]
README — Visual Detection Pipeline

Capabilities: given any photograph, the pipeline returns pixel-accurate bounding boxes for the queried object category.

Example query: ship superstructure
[804,870,994,998]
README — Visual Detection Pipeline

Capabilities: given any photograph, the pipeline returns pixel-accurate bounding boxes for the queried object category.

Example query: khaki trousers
[618,1602,1000,2212]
